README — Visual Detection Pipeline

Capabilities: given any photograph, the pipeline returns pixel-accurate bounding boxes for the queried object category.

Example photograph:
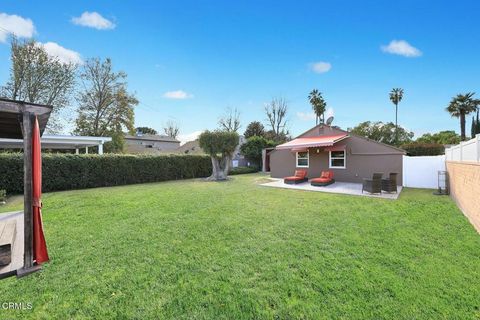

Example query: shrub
[228,166,258,175]
[401,143,445,156]
[240,136,276,169]
[0,153,212,194]
[0,189,6,204]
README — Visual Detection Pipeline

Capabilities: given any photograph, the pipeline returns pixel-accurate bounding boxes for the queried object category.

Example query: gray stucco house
[266,124,405,185]
[125,134,180,154]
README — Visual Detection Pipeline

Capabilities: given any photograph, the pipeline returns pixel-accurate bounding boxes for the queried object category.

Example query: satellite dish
[326,116,334,126]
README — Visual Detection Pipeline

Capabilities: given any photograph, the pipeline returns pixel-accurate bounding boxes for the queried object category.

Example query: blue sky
[1,1,480,142]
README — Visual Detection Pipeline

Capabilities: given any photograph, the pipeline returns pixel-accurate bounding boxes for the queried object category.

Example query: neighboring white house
[0,135,112,154]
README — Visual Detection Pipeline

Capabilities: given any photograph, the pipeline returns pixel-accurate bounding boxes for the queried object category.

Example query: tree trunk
[460,112,466,141]
[207,156,228,181]
[395,103,398,144]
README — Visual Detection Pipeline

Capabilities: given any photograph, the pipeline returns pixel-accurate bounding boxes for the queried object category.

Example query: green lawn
[0,173,479,319]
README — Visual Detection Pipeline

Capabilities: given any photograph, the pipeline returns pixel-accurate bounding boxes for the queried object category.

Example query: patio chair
[362,172,383,194]
[310,171,335,186]
[381,173,398,193]
[284,170,308,184]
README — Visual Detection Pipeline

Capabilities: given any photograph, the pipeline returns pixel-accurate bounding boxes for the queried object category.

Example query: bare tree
[0,38,77,133]
[163,120,180,139]
[218,107,241,132]
[265,97,288,136]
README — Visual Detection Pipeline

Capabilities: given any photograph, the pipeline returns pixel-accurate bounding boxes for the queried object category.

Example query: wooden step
[0,221,16,266]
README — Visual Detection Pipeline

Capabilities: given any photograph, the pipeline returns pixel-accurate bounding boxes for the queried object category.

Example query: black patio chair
[362,172,383,194]
[382,173,398,193]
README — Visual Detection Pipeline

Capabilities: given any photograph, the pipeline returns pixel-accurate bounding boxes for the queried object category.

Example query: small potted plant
[0,189,6,205]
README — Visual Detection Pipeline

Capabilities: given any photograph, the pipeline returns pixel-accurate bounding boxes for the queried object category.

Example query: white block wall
[402,155,446,189]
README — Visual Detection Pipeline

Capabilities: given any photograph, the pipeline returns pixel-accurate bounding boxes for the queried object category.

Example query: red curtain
[32,117,49,264]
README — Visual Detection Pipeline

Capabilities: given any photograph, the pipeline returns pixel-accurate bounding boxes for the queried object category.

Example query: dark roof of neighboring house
[174,140,206,155]
[125,134,180,143]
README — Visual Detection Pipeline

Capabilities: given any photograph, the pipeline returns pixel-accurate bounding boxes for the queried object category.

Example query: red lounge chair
[283,170,308,184]
[311,171,335,186]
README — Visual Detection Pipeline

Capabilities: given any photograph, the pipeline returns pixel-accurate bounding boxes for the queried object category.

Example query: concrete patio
[260,178,402,199]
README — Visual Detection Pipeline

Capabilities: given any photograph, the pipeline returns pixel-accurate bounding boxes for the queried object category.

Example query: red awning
[291,147,308,153]
[32,117,49,264]
[276,134,348,150]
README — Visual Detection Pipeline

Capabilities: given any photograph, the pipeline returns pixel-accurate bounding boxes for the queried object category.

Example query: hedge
[228,166,258,175]
[401,143,445,156]
[0,153,212,194]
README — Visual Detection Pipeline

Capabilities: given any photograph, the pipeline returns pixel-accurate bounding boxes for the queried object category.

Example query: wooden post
[17,111,41,277]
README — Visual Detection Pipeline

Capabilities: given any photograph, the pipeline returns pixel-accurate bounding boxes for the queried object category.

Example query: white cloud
[71,11,115,30]
[178,130,202,145]
[381,40,422,57]
[163,90,193,99]
[309,61,332,74]
[0,12,35,42]
[297,108,335,123]
[297,111,316,121]
[38,42,83,64]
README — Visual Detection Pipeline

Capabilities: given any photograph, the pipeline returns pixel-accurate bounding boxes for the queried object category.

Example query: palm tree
[308,89,327,125]
[389,88,404,144]
[446,92,480,141]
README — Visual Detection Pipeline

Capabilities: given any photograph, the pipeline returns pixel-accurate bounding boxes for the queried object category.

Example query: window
[329,150,346,169]
[296,151,309,167]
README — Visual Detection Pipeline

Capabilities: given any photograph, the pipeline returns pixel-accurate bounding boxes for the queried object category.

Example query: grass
[0,173,479,319]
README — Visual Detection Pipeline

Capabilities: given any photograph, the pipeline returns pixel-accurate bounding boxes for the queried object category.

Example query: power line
[0,25,17,37]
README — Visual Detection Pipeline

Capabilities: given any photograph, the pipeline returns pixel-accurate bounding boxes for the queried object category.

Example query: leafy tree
[308,89,327,125]
[472,116,476,139]
[135,127,157,135]
[264,130,289,144]
[0,38,77,133]
[446,92,480,141]
[74,58,137,153]
[163,120,180,139]
[199,130,239,181]
[218,107,241,132]
[350,121,413,146]
[471,108,480,138]
[244,121,265,139]
[240,136,276,168]
[389,88,404,144]
[265,97,288,140]
[401,143,445,156]
[416,130,461,145]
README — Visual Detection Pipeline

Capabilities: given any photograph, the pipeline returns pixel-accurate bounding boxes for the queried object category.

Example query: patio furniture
[362,172,383,194]
[284,170,308,184]
[381,173,398,193]
[311,171,335,186]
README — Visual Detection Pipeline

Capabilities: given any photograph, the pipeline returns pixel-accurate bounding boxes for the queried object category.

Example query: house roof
[125,134,180,143]
[174,140,205,154]
[289,124,406,154]
[276,133,348,150]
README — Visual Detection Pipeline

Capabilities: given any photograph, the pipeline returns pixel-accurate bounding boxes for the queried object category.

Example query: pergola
[0,98,52,278]
[0,135,112,154]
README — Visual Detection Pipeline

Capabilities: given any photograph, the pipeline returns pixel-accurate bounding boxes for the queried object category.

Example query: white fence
[445,134,480,162]
[402,155,445,189]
